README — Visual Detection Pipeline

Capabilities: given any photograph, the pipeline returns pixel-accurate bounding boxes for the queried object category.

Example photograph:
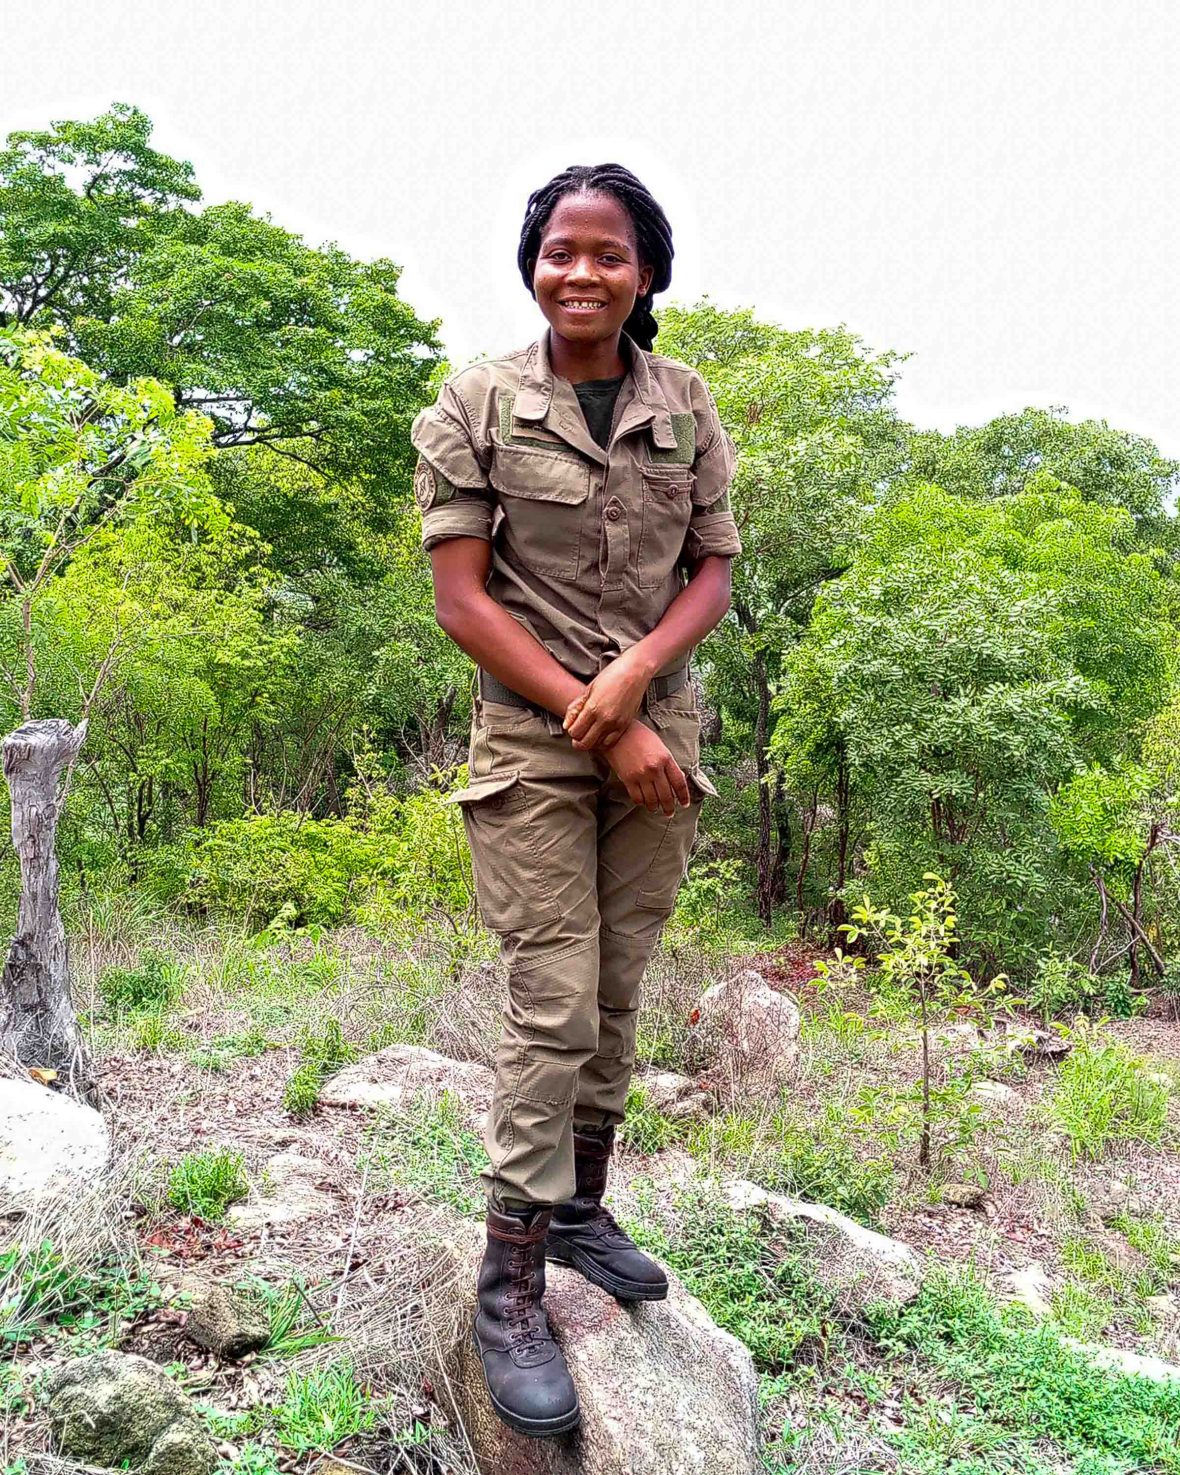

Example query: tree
[655,299,908,921]
[0,326,221,1091]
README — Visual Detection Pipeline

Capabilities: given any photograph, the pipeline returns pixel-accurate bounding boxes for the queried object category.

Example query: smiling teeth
[563,301,605,308]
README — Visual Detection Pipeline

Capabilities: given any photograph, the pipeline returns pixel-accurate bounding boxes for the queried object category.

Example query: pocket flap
[443,770,521,806]
[490,446,591,504]
[688,765,719,799]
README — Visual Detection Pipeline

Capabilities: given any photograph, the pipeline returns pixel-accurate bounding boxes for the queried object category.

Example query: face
[530,191,654,347]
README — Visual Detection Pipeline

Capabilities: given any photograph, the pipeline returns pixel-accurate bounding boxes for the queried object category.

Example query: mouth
[558,299,609,314]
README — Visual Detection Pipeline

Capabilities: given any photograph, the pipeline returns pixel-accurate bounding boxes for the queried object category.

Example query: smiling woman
[408,162,741,1439]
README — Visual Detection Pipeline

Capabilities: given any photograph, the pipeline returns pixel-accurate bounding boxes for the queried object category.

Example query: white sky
[5,0,1180,459]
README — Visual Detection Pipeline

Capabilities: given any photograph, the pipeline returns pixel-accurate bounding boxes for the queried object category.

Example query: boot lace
[503,1241,549,1359]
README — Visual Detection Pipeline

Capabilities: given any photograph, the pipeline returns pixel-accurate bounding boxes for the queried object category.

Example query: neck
[548,328,629,385]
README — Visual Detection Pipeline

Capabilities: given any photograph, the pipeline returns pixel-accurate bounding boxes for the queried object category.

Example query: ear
[637,262,654,296]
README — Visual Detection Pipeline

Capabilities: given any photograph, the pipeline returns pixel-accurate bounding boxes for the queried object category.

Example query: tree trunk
[0,718,96,1102]
[753,648,774,925]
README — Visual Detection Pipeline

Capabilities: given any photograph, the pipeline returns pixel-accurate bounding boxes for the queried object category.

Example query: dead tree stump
[0,717,96,1102]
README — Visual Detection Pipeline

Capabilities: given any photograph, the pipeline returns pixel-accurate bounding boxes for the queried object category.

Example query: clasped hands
[561,650,691,816]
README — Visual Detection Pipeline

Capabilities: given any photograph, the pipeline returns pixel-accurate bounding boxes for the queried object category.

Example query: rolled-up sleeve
[410,380,496,551]
[685,383,742,561]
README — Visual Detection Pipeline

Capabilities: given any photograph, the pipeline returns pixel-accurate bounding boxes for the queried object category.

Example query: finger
[652,767,677,817]
[639,778,661,813]
[599,727,622,749]
[668,760,691,808]
[562,696,588,731]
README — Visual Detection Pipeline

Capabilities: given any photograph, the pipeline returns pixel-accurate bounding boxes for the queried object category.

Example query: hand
[601,720,692,815]
[563,650,652,751]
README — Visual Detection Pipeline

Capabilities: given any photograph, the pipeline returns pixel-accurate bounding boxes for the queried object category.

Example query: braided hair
[517,164,673,352]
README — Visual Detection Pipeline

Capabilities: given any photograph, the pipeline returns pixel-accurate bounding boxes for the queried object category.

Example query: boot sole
[545,1238,669,1301]
[473,1328,582,1439]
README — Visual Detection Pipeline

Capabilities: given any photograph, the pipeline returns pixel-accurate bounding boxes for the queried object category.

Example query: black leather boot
[545,1125,668,1301]
[473,1203,580,1438]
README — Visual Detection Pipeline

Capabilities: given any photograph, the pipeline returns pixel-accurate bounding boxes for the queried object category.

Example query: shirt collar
[514,325,679,451]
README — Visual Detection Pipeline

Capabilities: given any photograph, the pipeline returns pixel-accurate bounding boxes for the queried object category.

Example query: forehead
[539,191,637,249]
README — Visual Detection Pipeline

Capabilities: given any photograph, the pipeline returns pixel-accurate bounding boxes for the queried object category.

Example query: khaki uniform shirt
[409,326,742,682]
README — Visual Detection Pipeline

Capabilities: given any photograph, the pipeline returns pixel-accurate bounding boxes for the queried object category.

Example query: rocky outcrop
[693,970,801,1089]
[432,1217,760,1474]
[0,1076,110,1213]
[45,1350,217,1475]
[722,1180,923,1314]
[320,1043,494,1125]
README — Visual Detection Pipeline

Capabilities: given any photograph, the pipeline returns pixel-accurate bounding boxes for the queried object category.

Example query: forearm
[623,557,733,680]
[437,586,586,718]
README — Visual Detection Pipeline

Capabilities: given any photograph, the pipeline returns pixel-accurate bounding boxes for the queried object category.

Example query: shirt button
[606,506,622,521]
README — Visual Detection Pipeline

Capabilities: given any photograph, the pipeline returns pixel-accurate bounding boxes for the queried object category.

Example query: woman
[410,163,742,1438]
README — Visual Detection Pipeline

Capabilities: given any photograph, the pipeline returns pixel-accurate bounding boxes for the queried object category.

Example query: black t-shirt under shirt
[572,372,626,449]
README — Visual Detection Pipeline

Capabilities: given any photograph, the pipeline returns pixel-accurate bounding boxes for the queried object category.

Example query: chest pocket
[637,467,696,589]
[489,443,592,582]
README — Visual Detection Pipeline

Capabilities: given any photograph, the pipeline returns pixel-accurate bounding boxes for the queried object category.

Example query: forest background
[1,102,1178,1004]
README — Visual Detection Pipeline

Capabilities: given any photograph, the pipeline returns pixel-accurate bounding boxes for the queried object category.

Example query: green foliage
[1027,950,1100,1023]
[0,1239,163,1350]
[98,948,184,1014]
[1047,1030,1171,1160]
[360,1089,488,1214]
[166,1148,250,1221]
[281,1017,357,1118]
[624,1179,834,1371]
[268,1361,381,1452]
[620,1083,683,1155]
[868,1266,1180,1471]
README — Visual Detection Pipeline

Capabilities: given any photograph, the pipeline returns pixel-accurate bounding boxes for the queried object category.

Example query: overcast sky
[5,0,1179,458]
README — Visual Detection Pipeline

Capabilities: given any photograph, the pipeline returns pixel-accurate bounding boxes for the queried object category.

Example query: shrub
[167,1149,250,1221]
[1027,950,1098,1023]
[1047,1032,1170,1160]
[99,948,183,1014]
[281,1018,357,1119]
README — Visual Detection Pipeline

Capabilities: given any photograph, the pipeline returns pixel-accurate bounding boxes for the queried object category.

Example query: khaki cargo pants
[447,679,716,1207]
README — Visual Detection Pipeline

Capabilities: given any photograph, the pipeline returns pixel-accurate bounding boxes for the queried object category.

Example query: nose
[565,253,599,284]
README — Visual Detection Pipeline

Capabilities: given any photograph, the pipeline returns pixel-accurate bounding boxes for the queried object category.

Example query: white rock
[0,1076,110,1213]
[633,1068,715,1121]
[437,1217,760,1475]
[694,969,801,1088]
[969,1080,1021,1107]
[228,1152,334,1229]
[319,1044,494,1126]
[1064,1338,1180,1385]
[1001,1261,1054,1318]
[722,1179,923,1312]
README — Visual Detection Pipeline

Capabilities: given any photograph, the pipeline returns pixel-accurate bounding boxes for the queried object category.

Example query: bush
[1047,1032,1170,1160]
[99,948,183,1014]
[281,1018,357,1119]
[1027,950,1098,1023]
[167,1149,249,1221]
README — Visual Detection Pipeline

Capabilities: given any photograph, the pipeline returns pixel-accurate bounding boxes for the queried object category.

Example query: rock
[1064,1338,1180,1385]
[435,1218,760,1474]
[1085,1178,1147,1226]
[0,1076,110,1213]
[180,1274,270,1360]
[721,1180,923,1313]
[694,969,801,1088]
[320,1043,494,1126]
[941,1182,989,1210]
[45,1349,217,1474]
[228,1152,336,1229]
[969,1079,1021,1108]
[1002,1262,1054,1319]
[1005,1026,1071,1061]
[633,1068,715,1122]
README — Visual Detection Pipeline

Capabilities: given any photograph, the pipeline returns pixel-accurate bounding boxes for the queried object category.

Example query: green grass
[166,1148,250,1221]
[359,1089,488,1214]
[1046,1035,1170,1161]
[269,1361,380,1452]
[620,1082,684,1154]
[0,1238,163,1351]
[281,1016,358,1118]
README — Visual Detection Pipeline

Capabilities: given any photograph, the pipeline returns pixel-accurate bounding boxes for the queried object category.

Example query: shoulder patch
[414,457,457,510]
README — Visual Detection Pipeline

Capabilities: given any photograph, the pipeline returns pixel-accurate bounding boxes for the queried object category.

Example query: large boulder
[693,970,800,1090]
[45,1349,217,1475]
[0,1076,110,1213]
[722,1180,923,1314]
[434,1218,760,1474]
[320,1043,494,1126]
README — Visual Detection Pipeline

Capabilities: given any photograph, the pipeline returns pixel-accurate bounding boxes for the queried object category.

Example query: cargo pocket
[634,768,716,913]
[445,771,562,932]
[637,468,695,589]
[489,444,592,581]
